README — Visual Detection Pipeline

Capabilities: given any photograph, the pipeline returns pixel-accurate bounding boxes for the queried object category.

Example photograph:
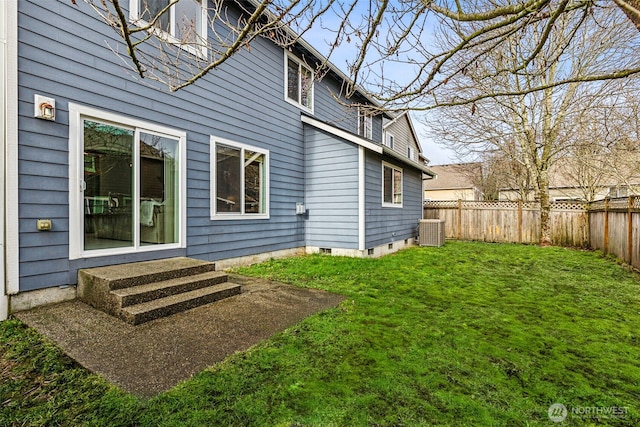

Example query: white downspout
[0,0,7,320]
[358,146,365,252]
[1,0,19,320]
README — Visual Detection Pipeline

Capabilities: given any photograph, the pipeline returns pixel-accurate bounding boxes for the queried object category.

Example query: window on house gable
[385,133,394,149]
[358,108,373,140]
[132,0,207,56]
[285,53,314,111]
[382,162,403,207]
[211,138,269,219]
[408,146,415,160]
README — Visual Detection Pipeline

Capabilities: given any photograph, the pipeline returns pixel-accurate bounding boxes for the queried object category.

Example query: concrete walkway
[14,275,344,397]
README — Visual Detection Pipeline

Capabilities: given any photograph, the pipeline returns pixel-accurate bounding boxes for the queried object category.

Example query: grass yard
[1,241,639,426]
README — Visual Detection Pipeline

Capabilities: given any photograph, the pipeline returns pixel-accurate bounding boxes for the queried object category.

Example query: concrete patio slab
[14,275,344,397]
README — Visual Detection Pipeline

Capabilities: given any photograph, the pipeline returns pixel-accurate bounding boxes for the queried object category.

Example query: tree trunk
[538,170,552,245]
[618,0,640,31]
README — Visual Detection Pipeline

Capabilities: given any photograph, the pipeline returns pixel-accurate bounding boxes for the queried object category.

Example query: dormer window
[131,0,207,57]
[285,52,314,112]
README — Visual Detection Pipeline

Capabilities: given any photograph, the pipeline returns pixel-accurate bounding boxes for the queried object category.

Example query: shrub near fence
[424,200,590,248]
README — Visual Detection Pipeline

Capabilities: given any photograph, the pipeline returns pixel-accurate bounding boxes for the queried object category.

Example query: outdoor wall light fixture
[34,94,56,121]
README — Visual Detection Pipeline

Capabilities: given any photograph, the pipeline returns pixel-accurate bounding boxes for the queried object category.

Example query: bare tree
[427,5,637,243]
[78,0,640,110]
[561,91,640,200]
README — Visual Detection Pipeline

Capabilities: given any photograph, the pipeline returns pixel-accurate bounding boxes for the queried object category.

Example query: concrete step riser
[108,264,217,291]
[121,285,242,325]
[116,274,229,308]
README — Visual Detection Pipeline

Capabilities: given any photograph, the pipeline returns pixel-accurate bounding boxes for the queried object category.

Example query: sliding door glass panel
[83,120,134,250]
[140,132,179,245]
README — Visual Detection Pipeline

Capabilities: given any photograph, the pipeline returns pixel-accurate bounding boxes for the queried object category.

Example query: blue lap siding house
[0,0,434,318]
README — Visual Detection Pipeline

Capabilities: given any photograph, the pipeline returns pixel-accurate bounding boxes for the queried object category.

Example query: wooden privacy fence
[589,197,640,267]
[423,200,589,247]
[424,197,640,270]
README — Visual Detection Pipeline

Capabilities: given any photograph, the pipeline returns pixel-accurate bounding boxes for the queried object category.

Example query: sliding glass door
[81,119,180,253]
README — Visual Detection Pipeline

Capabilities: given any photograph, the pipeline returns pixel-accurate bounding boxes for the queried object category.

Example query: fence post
[628,196,634,263]
[604,198,609,255]
[457,199,462,239]
[518,200,523,243]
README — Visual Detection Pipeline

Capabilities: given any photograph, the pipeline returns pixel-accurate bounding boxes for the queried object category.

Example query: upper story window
[285,52,314,112]
[358,108,373,140]
[382,162,403,207]
[384,133,394,149]
[211,137,270,220]
[131,0,208,57]
[408,146,415,161]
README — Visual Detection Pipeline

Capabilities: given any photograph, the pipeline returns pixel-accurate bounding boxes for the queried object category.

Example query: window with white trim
[130,0,208,57]
[211,138,269,219]
[408,146,415,160]
[382,162,403,207]
[385,132,394,149]
[358,108,373,139]
[285,52,314,112]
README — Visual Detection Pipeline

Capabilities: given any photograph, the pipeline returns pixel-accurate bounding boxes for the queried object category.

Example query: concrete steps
[78,257,241,325]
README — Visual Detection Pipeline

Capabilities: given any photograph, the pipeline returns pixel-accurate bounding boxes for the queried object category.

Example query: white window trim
[210,136,270,220]
[358,107,373,140]
[382,161,403,208]
[129,0,208,58]
[284,50,314,114]
[408,146,415,160]
[68,103,187,260]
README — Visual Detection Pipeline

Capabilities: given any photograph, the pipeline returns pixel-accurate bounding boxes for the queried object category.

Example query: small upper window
[385,133,394,149]
[408,146,415,160]
[285,53,314,112]
[131,0,207,57]
[358,108,373,140]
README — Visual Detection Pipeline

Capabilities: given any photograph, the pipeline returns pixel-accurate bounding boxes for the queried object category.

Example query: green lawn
[1,242,639,426]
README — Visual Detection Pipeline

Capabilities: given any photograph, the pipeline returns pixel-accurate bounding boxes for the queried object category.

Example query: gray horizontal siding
[364,152,423,248]
[304,127,359,249]
[384,115,420,162]
[15,0,391,292]
[16,0,331,288]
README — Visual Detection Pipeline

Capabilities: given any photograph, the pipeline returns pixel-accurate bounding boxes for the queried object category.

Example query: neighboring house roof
[424,163,482,190]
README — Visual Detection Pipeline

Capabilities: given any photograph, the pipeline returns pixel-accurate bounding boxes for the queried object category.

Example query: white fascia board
[300,115,383,154]
[382,146,435,176]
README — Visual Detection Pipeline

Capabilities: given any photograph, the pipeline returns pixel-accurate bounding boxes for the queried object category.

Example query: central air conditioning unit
[418,219,445,247]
